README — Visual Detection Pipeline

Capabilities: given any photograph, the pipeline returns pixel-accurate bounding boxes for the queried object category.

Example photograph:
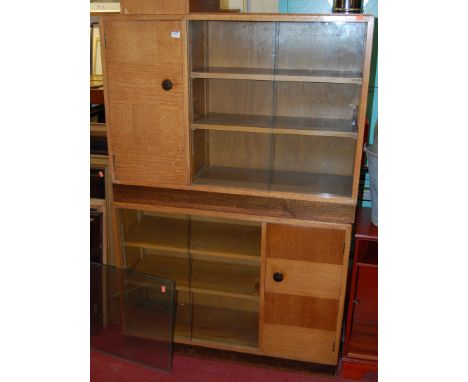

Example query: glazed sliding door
[189,21,275,191]
[189,19,370,198]
[118,209,192,340]
[102,19,188,186]
[271,21,367,197]
[189,216,261,348]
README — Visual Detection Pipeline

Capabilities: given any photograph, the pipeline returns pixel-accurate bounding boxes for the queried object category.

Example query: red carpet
[91,350,370,382]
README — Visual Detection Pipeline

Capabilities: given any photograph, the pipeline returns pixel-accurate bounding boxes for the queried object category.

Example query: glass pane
[190,21,276,74]
[276,22,367,75]
[192,129,272,191]
[189,20,276,192]
[271,21,367,197]
[90,263,175,371]
[189,216,261,348]
[119,209,191,341]
[271,134,355,197]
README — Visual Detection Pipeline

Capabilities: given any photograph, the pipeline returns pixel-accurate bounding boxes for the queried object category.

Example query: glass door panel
[275,22,367,76]
[190,20,276,190]
[90,263,175,371]
[271,21,367,196]
[118,209,191,340]
[189,216,261,348]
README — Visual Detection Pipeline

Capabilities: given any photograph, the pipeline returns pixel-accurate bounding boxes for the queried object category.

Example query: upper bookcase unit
[100,13,374,204]
[189,16,373,202]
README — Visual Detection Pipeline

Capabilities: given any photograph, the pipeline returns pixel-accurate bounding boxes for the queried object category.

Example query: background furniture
[98,9,374,368]
[340,207,378,378]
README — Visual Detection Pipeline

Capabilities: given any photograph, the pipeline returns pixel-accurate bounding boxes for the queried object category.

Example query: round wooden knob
[273,272,284,282]
[162,79,173,91]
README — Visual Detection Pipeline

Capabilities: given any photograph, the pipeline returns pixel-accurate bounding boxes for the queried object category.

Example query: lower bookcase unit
[113,206,351,365]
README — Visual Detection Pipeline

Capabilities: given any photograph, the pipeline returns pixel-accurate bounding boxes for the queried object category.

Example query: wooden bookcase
[99,11,375,367]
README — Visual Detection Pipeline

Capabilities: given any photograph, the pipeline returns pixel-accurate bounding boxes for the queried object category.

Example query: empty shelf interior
[193,167,353,197]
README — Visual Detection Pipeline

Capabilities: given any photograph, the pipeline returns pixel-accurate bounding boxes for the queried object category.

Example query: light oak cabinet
[101,14,374,204]
[100,11,374,367]
[113,205,350,364]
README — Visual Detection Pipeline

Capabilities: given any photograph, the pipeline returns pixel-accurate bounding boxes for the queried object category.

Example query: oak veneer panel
[262,324,336,365]
[104,20,187,186]
[265,259,342,300]
[112,185,357,224]
[120,0,220,15]
[266,223,345,264]
[264,292,338,332]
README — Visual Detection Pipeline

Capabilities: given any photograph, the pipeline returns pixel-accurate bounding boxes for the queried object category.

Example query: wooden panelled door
[262,224,349,365]
[102,19,187,186]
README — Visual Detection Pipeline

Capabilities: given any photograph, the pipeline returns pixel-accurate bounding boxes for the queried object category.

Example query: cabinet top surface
[101,13,374,23]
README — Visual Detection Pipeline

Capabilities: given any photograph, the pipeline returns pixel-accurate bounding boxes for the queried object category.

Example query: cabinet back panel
[208,130,271,170]
[273,135,356,176]
[275,82,361,120]
[277,22,366,73]
[207,21,275,70]
[208,79,274,116]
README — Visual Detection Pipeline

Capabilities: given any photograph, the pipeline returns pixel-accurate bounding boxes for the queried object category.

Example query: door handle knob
[273,272,284,282]
[162,79,173,91]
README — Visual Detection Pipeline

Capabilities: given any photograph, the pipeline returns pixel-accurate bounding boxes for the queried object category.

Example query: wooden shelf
[123,215,261,262]
[193,167,353,197]
[191,67,362,84]
[192,113,357,138]
[129,252,260,300]
[192,67,274,81]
